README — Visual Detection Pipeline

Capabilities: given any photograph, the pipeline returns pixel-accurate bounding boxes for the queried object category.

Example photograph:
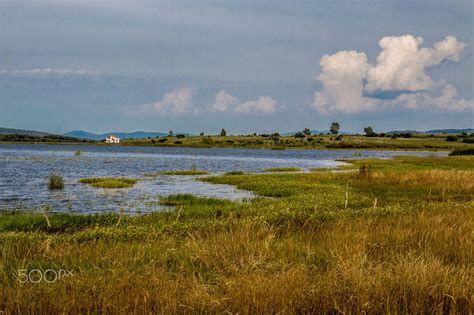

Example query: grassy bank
[120,133,473,151]
[0,156,473,313]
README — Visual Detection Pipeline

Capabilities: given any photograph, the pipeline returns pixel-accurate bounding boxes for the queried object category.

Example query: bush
[446,136,458,142]
[294,133,305,138]
[176,134,186,138]
[449,148,474,156]
[48,173,64,190]
[174,141,183,144]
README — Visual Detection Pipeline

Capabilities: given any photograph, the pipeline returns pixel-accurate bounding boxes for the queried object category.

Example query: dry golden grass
[1,157,473,313]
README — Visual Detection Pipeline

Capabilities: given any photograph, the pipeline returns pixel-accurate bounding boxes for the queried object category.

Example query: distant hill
[386,130,422,134]
[0,127,51,136]
[386,129,473,134]
[64,130,169,140]
[424,128,474,134]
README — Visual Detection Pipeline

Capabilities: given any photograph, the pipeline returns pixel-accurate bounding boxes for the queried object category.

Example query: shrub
[158,138,167,143]
[446,135,458,142]
[74,150,82,156]
[294,133,305,138]
[176,134,186,138]
[174,141,182,144]
[48,173,64,190]
[449,148,474,156]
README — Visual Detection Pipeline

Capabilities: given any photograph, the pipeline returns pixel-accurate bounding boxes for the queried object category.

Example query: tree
[303,128,311,136]
[220,129,227,137]
[330,122,340,135]
[364,126,376,137]
[168,130,174,136]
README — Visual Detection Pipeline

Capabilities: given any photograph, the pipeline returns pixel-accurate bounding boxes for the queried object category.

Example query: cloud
[395,82,474,112]
[366,35,466,92]
[0,68,101,76]
[210,90,277,114]
[312,34,470,113]
[139,88,193,114]
[210,90,239,112]
[312,50,376,113]
[235,96,277,114]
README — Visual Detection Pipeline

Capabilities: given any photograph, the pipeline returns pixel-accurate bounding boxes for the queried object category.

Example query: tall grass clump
[74,149,82,156]
[48,172,64,190]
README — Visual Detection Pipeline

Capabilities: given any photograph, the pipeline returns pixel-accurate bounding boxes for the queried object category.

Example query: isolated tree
[220,129,227,137]
[330,122,340,135]
[168,130,174,136]
[303,128,311,136]
[364,126,375,137]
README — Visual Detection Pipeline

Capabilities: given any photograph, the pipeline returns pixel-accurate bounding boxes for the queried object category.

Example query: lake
[0,144,447,214]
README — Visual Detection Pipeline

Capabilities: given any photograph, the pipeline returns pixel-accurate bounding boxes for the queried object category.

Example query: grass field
[121,133,473,151]
[0,156,473,313]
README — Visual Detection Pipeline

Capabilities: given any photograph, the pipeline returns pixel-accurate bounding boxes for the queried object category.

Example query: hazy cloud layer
[313,35,471,113]
[0,68,101,76]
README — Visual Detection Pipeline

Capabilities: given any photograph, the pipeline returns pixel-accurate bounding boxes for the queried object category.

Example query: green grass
[145,169,209,176]
[159,194,231,206]
[262,166,301,172]
[48,172,64,190]
[224,170,245,175]
[120,133,473,151]
[79,177,138,188]
[1,156,473,313]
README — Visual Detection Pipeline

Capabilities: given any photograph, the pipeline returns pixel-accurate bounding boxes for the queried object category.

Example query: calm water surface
[0,144,446,214]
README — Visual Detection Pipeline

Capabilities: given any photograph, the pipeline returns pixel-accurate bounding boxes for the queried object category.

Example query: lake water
[0,144,447,214]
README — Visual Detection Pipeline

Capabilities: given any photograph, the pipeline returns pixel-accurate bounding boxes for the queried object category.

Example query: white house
[105,134,120,143]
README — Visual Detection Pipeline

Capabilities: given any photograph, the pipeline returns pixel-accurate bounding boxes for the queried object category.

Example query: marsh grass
[48,172,64,190]
[1,156,473,313]
[159,194,230,206]
[74,149,82,156]
[224,170,245,175]
[262,166,301,172]
[145,169,209,176]
[79,177,138,188]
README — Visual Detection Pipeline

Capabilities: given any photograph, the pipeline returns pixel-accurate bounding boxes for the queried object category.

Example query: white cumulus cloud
[235,96,277,114]
[210,90,277,114]
[312,50,376,113]
[366,35,466,92]
[138,88,193,115]
[395,82,474,112]
[312,34,470,113]
[210,90,239,112]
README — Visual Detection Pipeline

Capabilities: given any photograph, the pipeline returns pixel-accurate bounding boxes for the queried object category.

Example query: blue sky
[0,0,472,134]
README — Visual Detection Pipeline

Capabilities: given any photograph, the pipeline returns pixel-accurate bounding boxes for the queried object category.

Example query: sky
[0,0,472,134]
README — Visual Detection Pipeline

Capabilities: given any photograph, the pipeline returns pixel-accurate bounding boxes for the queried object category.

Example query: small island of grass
[79,177,138,188]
